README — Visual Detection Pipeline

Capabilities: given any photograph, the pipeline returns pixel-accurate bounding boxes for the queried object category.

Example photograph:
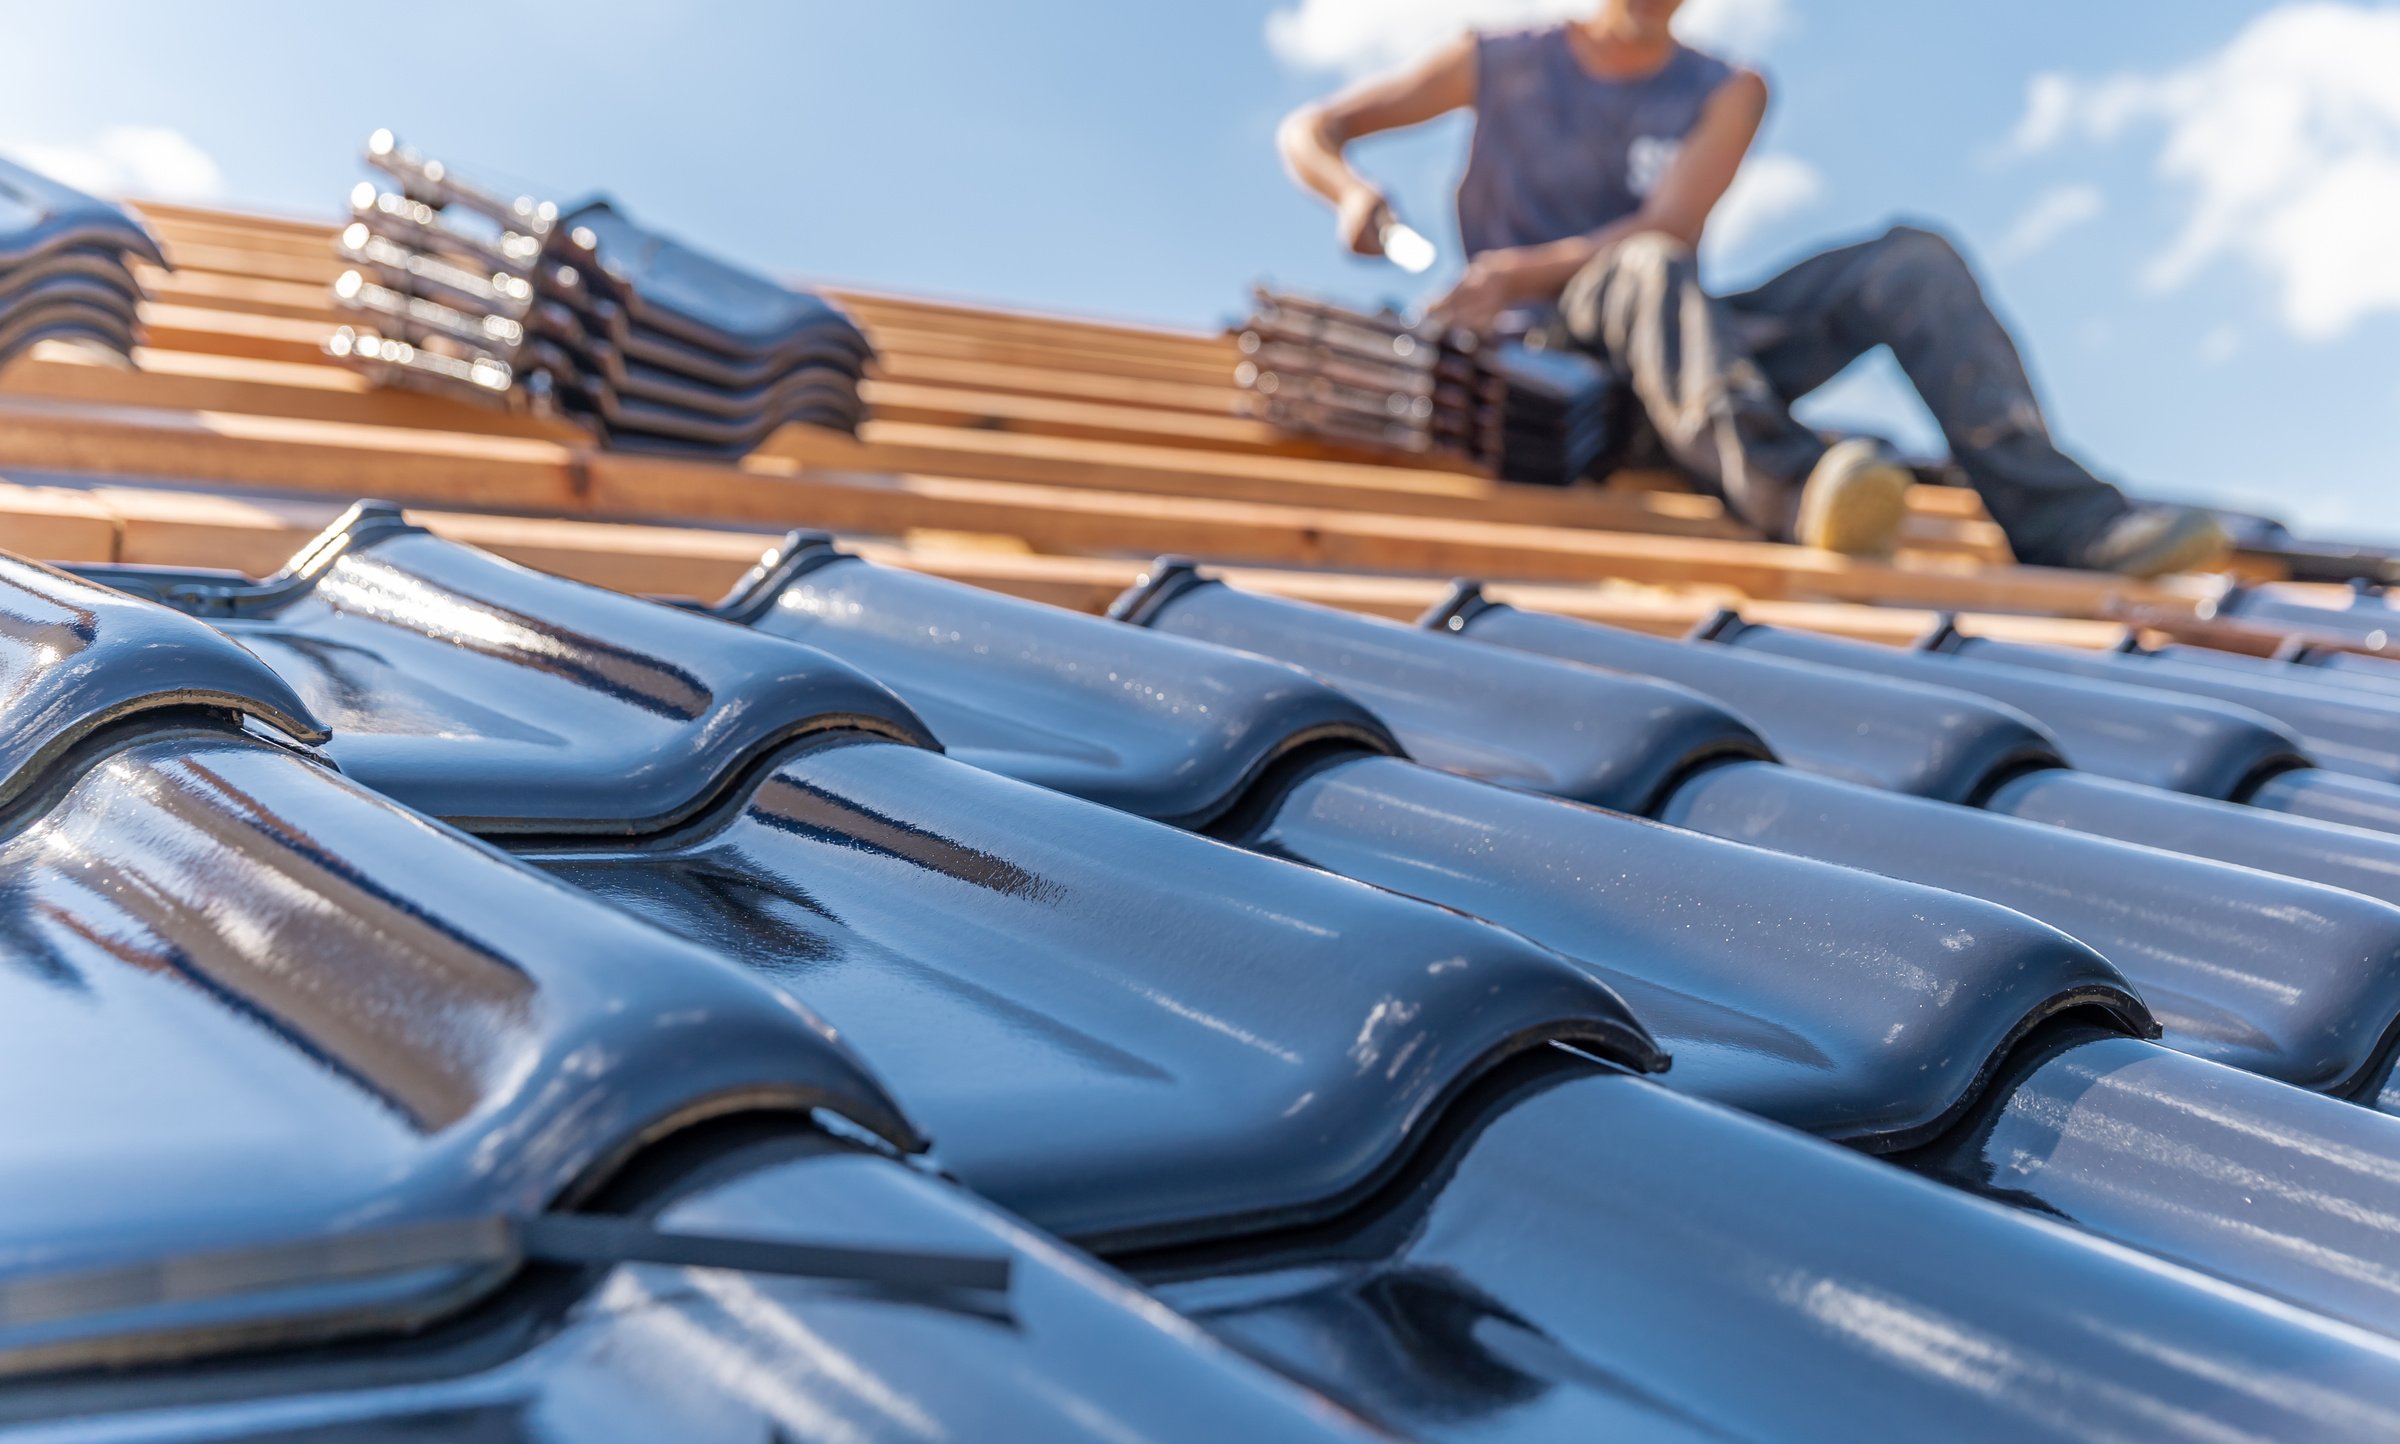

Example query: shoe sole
[1797,460,1914,560]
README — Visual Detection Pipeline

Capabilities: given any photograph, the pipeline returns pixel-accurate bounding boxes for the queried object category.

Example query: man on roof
[1276,0,2229,578]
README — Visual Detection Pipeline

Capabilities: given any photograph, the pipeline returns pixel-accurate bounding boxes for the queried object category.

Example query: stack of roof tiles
[1234,289,1620,485]
[20,494,2400,1439]
[0,156,162,371]
[325,130,870,459]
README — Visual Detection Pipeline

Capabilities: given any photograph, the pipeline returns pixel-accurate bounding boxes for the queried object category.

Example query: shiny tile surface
[1154,1062,2400,1444]
[0,1139,1381,1442]
[734,544,1397,824]
[1666,761,2400,1094]
[2157,643,2400,695]
[0,552,324,807]
[1437,590,2058,802]
[0,156,165,268]
[1941,632,2400,784]
[1713,616,2309,798]
[1993,767,2400,916]
[2256,767,2400,837]
[1249,755,2143,1146]
[0,727,913,1368]
[529,737,1657,1250]
[1130,575,1768,813]
[1912,1029,2400,1343]
[208,521,932,833]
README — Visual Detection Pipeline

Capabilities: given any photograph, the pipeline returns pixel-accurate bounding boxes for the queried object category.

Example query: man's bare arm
[1278,36,1477,257]
[1433,69,1770,330]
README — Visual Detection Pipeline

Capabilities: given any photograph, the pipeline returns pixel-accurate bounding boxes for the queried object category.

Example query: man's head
[1596,0,1688,44]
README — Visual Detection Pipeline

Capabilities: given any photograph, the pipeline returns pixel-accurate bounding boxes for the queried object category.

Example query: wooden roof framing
[0,198,2226,650]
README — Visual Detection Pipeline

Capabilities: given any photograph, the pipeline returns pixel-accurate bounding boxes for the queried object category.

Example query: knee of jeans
[1874,223,1975,282]
[1562,230,1695,340]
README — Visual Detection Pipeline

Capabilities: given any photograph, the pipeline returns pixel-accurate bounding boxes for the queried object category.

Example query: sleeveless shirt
[1457,28,1738,258]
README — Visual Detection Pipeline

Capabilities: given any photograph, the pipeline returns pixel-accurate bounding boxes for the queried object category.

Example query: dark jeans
[1557,224,2129,567]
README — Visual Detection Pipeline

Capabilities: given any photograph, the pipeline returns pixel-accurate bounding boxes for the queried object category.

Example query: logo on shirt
[1628,136,1681,198]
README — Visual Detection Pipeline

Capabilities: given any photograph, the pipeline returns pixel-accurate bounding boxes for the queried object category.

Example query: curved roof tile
[1432,586,2061,804]
[1249,754,2146,1147]
[1117,563,1768,816]
[0,727,917,1371]
[720,535,1399,825]
[0,157,166,268]
[151,505,937,834]
[1707,614,2308,800]
[1665,761,2400,1096]
[1933,626,2400,784]
[0,552,326,811]
[531,736,1660,1251]
[1156,1061,2400,1443]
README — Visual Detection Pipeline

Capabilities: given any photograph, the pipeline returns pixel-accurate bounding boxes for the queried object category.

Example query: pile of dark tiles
[0,156,164,371]
[1233,288,1621,486]
[326,130,870,460]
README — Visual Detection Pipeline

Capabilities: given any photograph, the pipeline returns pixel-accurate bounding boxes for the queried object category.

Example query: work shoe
[1795,438,1914,558]
[2074,505,2233,578]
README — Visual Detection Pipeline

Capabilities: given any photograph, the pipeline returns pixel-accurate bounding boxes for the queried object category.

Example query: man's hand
[1277,36,1475,257]
[1429,252,1521,335]
[1336,186,1391,258]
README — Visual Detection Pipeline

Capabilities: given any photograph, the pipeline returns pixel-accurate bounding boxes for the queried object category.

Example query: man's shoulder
[1670,42,1739,82]
[1471,22,1565,56]
[1670,42,1764,102]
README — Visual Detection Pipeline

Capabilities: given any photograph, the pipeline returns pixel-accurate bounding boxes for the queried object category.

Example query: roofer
[1276,0,2231,577]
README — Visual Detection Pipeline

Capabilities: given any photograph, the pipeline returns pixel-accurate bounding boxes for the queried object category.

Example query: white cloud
[1704,151,1822,265]
[1673,0,1791,60]
[1266,0,1787,77]
[2004,74,2080,157]
[2199,325,2242,363]
[1992,183,2104,264]
[2008,2,2400,340]
[9,125,223,201]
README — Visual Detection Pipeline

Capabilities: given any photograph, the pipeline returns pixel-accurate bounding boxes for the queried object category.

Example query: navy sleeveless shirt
[1457,29,1737,257]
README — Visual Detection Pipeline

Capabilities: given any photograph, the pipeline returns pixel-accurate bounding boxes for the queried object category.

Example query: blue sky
[2,1,2393,539]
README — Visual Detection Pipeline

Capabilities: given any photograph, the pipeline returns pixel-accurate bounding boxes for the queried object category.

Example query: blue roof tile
[0,724,916,1372]
[524,735,1660,1250]
[1151,1058,2400,1443]
[1932,624,2400,784]
[1119,561,1769,814]
[0,552,325,808]
[187,505,936,834]
[34,517,2400,1435]
[724,533,1398,825]
[1708,613,2309,799]
[0,1134,1382,1441]
[1429,584,2060,804]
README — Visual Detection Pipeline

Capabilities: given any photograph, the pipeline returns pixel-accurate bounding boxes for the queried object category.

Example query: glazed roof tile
[1708,613,2311,799]
[721,533,1398,825]
[1117,562,1770,814]
[0,722,915,1373]
[1430,584,2061,804]
[151,504,936,834]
